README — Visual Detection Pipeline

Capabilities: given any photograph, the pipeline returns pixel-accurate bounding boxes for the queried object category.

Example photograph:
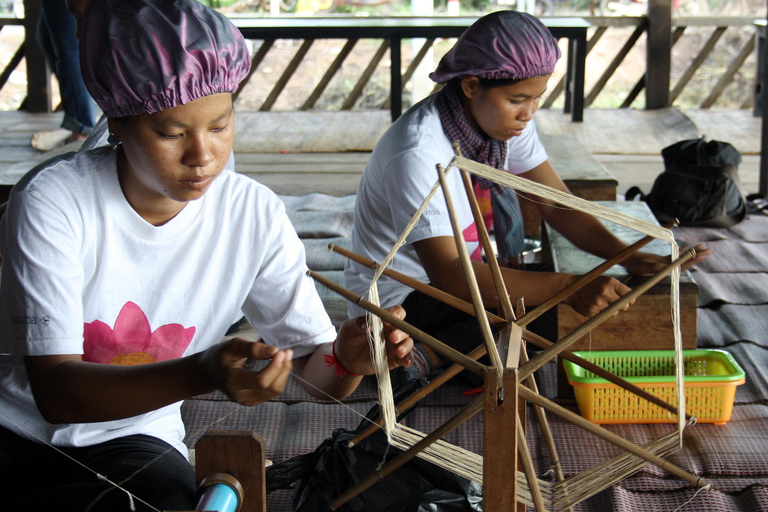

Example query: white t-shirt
[344,95,548,317]
[0,147,336,454]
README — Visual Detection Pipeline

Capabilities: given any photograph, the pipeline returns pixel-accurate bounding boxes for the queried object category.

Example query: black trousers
[0,425,196,512]
[400,269,557,385]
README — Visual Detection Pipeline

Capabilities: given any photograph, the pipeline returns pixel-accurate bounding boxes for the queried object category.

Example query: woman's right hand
[562,275,634,318]
[196,338,293,407]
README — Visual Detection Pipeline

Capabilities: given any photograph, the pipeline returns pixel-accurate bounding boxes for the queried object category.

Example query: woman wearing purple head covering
[345,11,708,381]
[0,0,413,509]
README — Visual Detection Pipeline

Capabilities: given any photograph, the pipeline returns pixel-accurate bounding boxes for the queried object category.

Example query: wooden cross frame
[306,151,711,511]
[171,430,267,512]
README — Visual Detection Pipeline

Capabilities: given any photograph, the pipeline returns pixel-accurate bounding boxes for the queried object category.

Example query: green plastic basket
[563,349,745,425]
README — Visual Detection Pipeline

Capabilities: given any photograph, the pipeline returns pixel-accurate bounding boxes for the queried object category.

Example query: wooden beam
[342,40,389,111]
[328,243,692,420]
[0,44,24,92]
[700,35,755,108]
[401,38,436,89]
[543,26,606,110]
[646,0,673,109]
[622,26,685,108]
[484,369,519,511]
[234,39,275,102]
[260,39,314,112]
[23,0,51,112]
[669,26,725,104]
[381,37,436,110]
[586,24,645,107]
[301,39,358,110]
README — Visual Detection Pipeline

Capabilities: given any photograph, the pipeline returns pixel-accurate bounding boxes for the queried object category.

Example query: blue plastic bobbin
[196,472,244,512]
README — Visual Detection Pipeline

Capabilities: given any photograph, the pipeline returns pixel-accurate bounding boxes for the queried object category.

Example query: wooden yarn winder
[307,148,710,511]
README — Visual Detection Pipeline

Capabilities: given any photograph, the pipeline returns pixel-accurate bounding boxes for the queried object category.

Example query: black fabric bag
[292,423,483,512]
[660,137,742,170]
[288,379,482,512]
[264,379,482,512]
[626,138,747,227]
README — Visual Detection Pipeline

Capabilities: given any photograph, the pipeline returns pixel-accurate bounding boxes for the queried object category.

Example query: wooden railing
[559,15,761,110]
[1,4,762,116]
[2,0,51,112]
[231,16,588,121]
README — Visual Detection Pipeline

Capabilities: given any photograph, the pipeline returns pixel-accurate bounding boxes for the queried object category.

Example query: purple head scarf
[429,11,560,84]
[79,0,251,118]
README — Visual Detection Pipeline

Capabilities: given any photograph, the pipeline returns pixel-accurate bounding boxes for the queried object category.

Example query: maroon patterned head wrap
[430,11,560,84]
[79,0,250,118]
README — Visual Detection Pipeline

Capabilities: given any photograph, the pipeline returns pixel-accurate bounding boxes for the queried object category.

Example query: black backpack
[626,138,747,227]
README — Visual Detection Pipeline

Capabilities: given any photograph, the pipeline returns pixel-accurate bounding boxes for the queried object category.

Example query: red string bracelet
[324,342,360,378]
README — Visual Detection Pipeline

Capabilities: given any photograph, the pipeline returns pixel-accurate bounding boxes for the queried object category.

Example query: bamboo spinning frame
[308,148,711,511]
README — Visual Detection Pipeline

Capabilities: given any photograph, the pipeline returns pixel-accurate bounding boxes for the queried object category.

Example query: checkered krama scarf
[432,11,560,263]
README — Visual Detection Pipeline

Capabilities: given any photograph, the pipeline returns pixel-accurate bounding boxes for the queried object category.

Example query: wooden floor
[0,107,762,198]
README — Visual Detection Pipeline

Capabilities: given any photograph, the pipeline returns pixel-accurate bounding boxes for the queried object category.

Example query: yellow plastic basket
[563,349,745,425]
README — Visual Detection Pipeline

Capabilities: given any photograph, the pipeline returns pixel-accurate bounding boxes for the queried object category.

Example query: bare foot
[31,128,72,152]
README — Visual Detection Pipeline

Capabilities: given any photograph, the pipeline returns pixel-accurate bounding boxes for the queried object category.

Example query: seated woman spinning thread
[0,0,413,510]
[344,11,708,379]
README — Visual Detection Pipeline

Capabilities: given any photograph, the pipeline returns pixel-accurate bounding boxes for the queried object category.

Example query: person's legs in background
[31,0,96,151]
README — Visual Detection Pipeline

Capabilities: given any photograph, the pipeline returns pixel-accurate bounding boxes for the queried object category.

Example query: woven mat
[674,215,768,244]
[687,240,768,273]
[693,271,768,307]
[724,342,768,404]
[698,305,768,347]
[580,484,768,512]
[674,214,768,411]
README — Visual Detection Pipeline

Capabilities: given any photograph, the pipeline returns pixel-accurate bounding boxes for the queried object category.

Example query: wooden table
[542,201,699,396]
[230,16,589,122]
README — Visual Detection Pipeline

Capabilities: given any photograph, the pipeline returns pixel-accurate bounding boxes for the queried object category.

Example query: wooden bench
[521,134,619,238]
[541,201,699,396]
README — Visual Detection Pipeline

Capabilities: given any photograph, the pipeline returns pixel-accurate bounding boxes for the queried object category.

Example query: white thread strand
[672,482,709,512]
[365,174,448,437]
[366,282,396,440]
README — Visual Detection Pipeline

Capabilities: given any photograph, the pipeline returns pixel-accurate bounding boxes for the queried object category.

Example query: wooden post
[646,0,672,109]
[195,430,267,512]
[22,0,52,112]
[761,9,768,197]
[484,368,518,511]
[390,36,403,121]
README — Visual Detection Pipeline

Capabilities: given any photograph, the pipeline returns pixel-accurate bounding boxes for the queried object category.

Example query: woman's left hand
[333,305,414,376]
[622,245,712,277]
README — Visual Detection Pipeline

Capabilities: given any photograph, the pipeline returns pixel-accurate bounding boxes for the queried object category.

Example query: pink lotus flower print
[83,301,196,365]
[466,185,493,262]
